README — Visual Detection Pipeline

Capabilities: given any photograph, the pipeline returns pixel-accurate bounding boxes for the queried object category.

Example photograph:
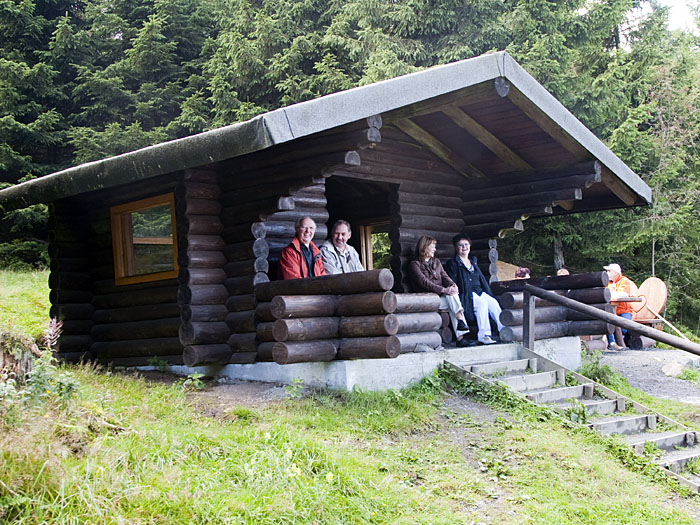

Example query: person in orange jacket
[605,263,633,350]
[279,216,327,280]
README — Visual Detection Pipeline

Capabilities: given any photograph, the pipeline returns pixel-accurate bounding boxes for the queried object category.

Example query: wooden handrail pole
[523,284,700,357]
[523,290,535,350]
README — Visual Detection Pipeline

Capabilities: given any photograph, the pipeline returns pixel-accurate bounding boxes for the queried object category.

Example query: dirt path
[600,347,700,405]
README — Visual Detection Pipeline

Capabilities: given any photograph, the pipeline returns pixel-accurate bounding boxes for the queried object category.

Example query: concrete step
[553,398,621,416]
[589,414,657,436]
[498,370,561,392]
[469,358,536,377]
[656,445,700,474]
[526,385,585,404]
[625,431,696,454]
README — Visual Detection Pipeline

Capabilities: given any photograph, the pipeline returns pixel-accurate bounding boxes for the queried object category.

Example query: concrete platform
[138,336,581,391]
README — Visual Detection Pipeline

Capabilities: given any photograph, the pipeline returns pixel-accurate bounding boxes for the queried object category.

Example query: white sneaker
[479,336,496,345]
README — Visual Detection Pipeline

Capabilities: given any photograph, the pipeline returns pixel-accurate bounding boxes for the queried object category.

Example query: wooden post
[523,291,535,350]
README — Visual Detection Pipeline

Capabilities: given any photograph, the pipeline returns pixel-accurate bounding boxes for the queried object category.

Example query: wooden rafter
[601,166,637,206]
[394,119,484,178]
[441,105,532,172]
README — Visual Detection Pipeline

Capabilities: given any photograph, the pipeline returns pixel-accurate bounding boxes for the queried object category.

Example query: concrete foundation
[136,336,582,391]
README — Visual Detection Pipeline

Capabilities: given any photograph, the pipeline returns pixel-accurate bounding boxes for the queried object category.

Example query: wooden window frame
[110,193,179,286]
[358,219,390,270]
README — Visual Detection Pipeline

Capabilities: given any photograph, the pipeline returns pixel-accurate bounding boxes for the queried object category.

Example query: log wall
[51,174,185,365]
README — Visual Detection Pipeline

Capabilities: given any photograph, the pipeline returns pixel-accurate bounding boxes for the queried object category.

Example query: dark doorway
[324,176,395,270]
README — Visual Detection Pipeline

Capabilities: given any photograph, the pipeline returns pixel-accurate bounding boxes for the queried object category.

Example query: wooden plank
[394,119,484,178]
[441,105,532,172]
[601,166,637,206]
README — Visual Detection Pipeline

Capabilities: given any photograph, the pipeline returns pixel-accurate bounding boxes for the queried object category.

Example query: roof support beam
[601,166,637,206]
[394,119,484,178]
[441,105,532,172]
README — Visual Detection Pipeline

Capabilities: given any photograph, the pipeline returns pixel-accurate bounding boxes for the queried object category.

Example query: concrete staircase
[444,346,700,493]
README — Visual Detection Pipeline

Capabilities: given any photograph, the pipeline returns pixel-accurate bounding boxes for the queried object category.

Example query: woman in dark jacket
[407,236,470,343]
[444,233,503,345]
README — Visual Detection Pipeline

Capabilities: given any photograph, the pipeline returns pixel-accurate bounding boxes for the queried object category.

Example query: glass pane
[371,231,391,269]
[130,204,174,276]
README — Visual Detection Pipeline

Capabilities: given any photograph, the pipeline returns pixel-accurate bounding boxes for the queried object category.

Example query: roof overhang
[0,51,650,212]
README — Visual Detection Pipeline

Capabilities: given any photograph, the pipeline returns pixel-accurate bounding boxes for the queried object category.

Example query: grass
[1,270,700,522]
[0,269,49,337]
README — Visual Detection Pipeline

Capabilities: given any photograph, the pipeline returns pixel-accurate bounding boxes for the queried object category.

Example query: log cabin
[0,52,651,368]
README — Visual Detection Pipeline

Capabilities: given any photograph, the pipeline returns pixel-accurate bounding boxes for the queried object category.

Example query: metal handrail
[522,283,700,357]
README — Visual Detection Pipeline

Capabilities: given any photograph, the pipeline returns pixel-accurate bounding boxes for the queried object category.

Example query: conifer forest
[2,0,700,333]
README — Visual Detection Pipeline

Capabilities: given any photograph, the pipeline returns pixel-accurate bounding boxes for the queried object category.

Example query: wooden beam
[504,85,589,161]
[394,119,484,178]
[441,105,532,172]
[601,166,637,206]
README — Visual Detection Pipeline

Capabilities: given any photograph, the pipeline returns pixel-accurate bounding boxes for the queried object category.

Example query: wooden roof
[0,51,650,213]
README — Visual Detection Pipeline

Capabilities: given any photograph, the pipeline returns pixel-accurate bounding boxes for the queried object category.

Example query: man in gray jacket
[320,220,365,274]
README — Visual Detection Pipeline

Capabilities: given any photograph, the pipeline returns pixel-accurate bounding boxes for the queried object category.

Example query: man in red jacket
[279,216,327,279]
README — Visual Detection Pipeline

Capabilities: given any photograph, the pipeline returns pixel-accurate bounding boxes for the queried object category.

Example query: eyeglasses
[456,243,469,248]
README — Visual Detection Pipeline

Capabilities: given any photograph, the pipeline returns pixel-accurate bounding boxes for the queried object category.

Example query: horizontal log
[90,336,182,358]
[179,321,229,345]
[256,322,275,342]
[271,295,339,319]
[177,284,228,306]
[181,304,228,322]
[183,214,223,235]
[255,269,394,302]
[183,234,225,252]
[463,172,601,203]
[219,194,295,214]
[394,312,442,333]
[336,337,400,359]
[255,302,275,322]
[263,206,330,225]
[336,292,397,316]
[291,194,327,208]
[392,215,464,232]
[183,344,232,367]
[394,293,441,313]
[463,206,552,227]
[462,188,582,215]
[184,169,218,183]
[500,288,612,309]
[500,306,569,326]
[466,219,523,241]
[220,222,268,242]
[394,190,463,209]
[225,258,269,276]
[48,242,89,259]
[51,257,91,273]
[272,317,340,342]
[180,268,226,285]
[226,310,256,333]
[50,289,93,304]
[50,303,95,321]
[500,319,613,342]
[466,161,601,190]
[49,271,92,291]
[181,181,221,200]
[58,319,94,335]
[567,304,615,321]
[91,317,180,342]
[339,314,399,337]
[272,340,337,365]
[392,202,462,219]
[226,294,256,312]
[392,331,442,353]
[258,221,328,241]
[256,342,275,361]
[490,272,609,295]
[177,197,221,216]
[228,332,257,351]
[225,273,269,295]
[228,351,257,363]
[56,334,92,352]
[179,250,227,269]
[224,239,269,262]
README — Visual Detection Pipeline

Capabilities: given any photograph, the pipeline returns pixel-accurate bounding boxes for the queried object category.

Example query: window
[359,221,391,270]
[110,193,178,285]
